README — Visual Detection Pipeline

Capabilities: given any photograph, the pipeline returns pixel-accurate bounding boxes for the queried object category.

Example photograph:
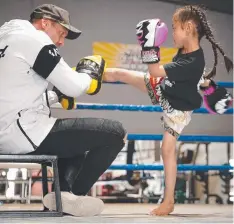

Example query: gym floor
[0,203,233,223]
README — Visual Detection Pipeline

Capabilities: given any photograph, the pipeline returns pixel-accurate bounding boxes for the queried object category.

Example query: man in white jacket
[0,4,126,216]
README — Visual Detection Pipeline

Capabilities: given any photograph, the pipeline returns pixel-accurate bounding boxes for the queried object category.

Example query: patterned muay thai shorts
[144,74,192,139]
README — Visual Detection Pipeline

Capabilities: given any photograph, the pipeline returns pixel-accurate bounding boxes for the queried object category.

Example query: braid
[192,6,217,78]
[207,41,218,78]
[192,6,233,78]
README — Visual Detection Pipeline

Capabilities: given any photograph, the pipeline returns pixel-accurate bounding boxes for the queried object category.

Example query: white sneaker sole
[43,191,104,217]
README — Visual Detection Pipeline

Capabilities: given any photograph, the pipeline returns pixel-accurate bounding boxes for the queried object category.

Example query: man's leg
[36,117,126,192]
[32,117,126,216]
[30,144,86,192]
[57,155,86,192]
[71,127,126,195]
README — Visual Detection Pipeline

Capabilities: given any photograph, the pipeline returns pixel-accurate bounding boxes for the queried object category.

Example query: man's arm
[14,32,93,97]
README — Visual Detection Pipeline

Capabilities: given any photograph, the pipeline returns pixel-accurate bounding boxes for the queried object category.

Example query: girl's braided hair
[174,5,233,78]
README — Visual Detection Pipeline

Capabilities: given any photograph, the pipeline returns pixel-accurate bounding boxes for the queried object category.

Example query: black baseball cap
[30,4,81,40]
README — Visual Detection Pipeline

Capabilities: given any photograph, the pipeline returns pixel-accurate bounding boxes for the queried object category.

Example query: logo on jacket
[49,48,59,57]
[0,45,8,58]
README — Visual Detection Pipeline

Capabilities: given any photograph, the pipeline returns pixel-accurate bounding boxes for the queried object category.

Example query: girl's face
[172,15,195,49]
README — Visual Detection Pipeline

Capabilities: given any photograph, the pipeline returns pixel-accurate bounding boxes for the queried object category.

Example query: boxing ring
[0,81,233,223]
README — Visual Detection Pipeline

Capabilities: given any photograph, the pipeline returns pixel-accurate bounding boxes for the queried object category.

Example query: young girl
[104,5,233,216]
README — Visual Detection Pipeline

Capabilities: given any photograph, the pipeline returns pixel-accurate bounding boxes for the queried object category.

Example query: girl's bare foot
[150,201,174,216]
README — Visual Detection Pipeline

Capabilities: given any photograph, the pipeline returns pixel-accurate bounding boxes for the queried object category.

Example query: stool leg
[27,172,32,204]
[21,179,25,203]
[41,163,48,197]
[52,159,62,214]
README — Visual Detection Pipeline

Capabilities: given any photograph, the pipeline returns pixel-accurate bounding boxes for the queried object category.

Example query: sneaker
[43,191,104,216]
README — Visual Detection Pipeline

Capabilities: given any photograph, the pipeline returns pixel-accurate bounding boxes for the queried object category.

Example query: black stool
[0,154,63,217]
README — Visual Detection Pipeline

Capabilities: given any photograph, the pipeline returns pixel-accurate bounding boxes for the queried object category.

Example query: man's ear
[41,18,48,29]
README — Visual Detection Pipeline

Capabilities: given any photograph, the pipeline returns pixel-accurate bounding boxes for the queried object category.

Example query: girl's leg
[104,68,148,93]
[161,132,177,203]
[106,69,190,216]
[150,113,191,216]
[141,73,191,216]
[150,131,177,216]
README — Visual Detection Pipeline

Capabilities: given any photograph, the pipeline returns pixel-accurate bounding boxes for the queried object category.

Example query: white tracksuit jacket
[0,19,91,154]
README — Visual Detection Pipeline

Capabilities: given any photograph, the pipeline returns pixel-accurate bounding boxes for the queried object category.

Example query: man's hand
[53,86,75,110]
[76,55,106,95]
